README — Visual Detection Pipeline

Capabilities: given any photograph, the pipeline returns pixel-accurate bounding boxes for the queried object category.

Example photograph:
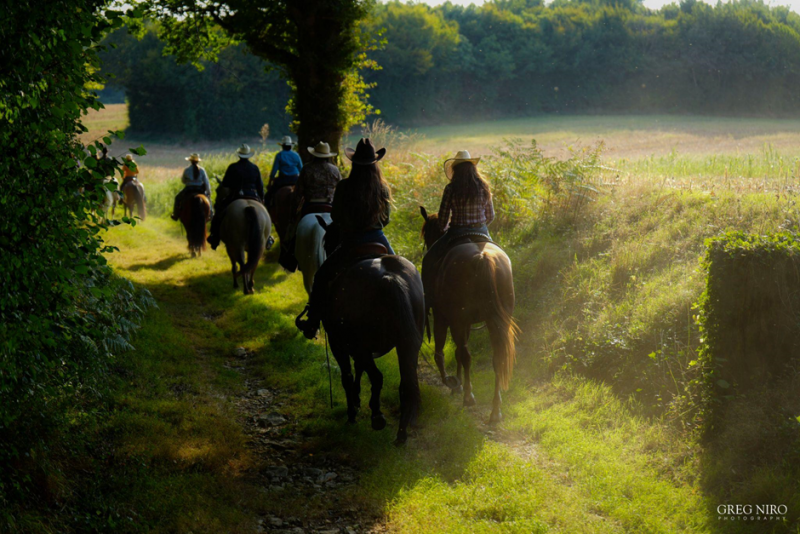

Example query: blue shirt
[270,150,303,179]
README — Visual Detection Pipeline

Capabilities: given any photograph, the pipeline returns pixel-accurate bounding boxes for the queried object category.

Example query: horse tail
[136,185,146,221]
[478,251,519,390]
[387,274,424,353]
[243,205,264,276]
[189,195,207,250]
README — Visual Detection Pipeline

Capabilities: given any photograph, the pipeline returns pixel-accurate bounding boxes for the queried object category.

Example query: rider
[421,150,495,312]
[171,153,212,221]
[265,135,303,208]
[279,141,342,271]
[206,144,264,250]
[120,154,139,204]
[295,138,393,339]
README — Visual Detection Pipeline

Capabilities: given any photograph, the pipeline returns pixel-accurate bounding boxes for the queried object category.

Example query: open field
[84,104,800,173]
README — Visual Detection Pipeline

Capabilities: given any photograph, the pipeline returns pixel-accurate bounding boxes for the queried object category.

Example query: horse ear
[316,215,329,230]
[420,206,428,221]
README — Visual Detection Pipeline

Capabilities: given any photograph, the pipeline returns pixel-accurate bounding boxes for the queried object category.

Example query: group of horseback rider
[168,135,495,339]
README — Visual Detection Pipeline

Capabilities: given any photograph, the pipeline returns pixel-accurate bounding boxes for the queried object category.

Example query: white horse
[98,178,120,221]
[295,212,332,296]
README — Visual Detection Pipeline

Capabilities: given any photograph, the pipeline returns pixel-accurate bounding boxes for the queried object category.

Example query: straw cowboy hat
[308,141,337,159]
[444,150,481,180]
[278,135,295,147]
[345,138,386,165]
[236,144,254,158]
[185,153,202,163]
[124,154,135,162]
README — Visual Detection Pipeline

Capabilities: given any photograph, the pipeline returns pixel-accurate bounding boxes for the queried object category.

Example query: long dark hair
[192,161,200,181]
[348,163,392,226]
[449,162,491,207]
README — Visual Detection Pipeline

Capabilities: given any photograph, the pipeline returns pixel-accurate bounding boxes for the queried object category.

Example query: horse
[180,193,211,257]
[419,207,519,424]
[121,179,146,221]
[220,199,271,295]
[317,218,424,444]
[294,212,332,295]
[268,185,297,253]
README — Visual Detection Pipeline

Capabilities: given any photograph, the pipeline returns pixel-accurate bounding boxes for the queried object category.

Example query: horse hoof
[394,430,408,446]
[444,376,461,389]
[463,393,476,407]
[489,412,503,425]
[371,414,387,431]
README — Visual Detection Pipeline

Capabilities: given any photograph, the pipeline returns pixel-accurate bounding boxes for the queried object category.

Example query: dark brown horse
[268,186,297,250]
[180,193,210,257]
[318,219,424,444]
[420,207,519,424]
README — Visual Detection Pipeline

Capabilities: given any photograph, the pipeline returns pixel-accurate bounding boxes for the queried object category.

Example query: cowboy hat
[124,154,135,162]
[277,135,295,147]
[345,138,386,165]
[236,144,254,158]
[444,150,481,180]
[308,141,337,159]
[185,153,202,163]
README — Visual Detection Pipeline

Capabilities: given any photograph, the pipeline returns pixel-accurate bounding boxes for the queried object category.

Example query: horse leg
[360,356,386,431]
[395,340,421,445]
[433,311,459,392]
[353,357,364,413]
[487,322,507,425]
[451,323,475,407]
[334,351,358,424]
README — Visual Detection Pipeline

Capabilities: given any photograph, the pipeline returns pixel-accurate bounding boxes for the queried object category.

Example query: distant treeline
[101,0,800,137]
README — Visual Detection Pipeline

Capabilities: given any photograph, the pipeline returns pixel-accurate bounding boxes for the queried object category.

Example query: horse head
[419,206,443,250]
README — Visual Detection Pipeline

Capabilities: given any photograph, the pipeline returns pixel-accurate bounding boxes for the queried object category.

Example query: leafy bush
[0,0,152,517]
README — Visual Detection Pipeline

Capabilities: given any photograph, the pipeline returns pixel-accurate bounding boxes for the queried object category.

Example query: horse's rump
[181,194,210,252]
[325,256,424,355]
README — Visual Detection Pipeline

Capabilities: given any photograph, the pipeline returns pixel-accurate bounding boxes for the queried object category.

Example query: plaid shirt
[295,160,341,203]
[438,183,494,231]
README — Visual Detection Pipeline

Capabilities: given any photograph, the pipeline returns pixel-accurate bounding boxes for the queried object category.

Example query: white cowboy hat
[185,153,202,163]
[236,144,254,158]
[307,141,337,159]
[124,154,135,162]
[277,135,295,146]
[444,150,481,180]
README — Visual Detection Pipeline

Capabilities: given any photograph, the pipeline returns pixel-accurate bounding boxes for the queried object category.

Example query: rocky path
[224,346,385,534]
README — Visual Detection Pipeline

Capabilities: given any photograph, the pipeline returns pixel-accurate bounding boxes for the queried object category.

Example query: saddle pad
[448,232,494,249]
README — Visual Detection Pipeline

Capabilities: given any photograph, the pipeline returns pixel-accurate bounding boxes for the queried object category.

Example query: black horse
[317,218,424,444]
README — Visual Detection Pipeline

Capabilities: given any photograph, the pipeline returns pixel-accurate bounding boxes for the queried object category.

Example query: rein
[324,329,333,409]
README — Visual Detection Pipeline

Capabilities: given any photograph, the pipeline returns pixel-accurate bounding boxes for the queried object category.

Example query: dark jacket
[221,158,264,200]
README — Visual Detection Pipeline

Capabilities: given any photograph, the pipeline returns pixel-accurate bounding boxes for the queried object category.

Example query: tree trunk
[291,63,346,164]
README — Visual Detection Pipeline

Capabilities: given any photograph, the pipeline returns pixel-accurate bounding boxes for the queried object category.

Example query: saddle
[324,242,389,293]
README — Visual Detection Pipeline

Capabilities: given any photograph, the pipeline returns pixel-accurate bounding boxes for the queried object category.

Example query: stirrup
[295,305,319,339]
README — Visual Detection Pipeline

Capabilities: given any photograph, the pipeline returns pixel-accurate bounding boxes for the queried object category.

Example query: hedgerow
[0,0,152,518]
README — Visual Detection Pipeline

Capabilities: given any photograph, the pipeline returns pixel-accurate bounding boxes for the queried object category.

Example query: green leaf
[716,379,730,389]
[128,145,147,156]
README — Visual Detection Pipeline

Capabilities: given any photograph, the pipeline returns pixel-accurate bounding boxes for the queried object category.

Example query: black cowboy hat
[344,138,386,165]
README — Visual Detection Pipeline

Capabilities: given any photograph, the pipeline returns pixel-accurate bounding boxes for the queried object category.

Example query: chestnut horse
[420,207,519,424]
[180,193,210,257]
[318,218,424,444]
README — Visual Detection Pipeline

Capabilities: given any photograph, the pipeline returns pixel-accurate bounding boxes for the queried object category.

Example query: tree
[145,0,374,159]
